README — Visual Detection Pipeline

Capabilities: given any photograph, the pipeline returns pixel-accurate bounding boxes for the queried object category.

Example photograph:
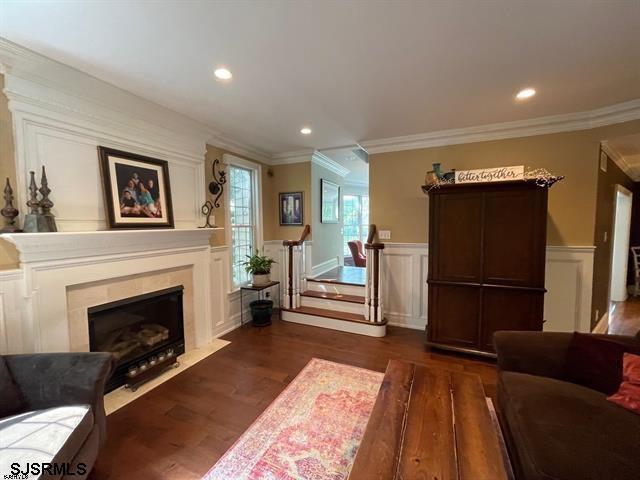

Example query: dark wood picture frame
[320,179,340,224]
[279,191,304,226]
[98,146,174,229]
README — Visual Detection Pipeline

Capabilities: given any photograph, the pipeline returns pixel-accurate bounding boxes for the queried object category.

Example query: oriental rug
[203,358,383,480]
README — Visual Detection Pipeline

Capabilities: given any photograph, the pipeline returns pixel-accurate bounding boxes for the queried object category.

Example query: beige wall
[370,119,640,246]
[0,74,19,269]
[263,162,311,241]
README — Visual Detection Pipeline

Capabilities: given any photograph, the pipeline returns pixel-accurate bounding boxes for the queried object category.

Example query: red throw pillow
[607,353,640,414]
[564,333,639,395]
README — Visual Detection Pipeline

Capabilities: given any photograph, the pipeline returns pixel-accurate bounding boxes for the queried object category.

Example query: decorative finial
[0,178,21,233]
[39,165,53,214]
[27,171,39,214]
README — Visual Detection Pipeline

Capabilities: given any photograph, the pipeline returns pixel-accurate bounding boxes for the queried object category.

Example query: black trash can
[250,299,273,326]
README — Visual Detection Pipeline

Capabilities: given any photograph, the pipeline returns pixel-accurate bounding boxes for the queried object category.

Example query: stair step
[301,290,365,304]
[281,305,387,326]
[307,277,365,287]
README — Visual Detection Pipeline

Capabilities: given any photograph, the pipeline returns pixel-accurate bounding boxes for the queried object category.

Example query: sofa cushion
[608,353,640,414]
[564,332,639,394]
[0,405,93,479]
[0,357,26,418]
[498,371,640,480]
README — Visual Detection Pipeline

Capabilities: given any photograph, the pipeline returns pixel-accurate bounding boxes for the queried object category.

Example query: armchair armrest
[494,331,574,380]
[4,352,115,444]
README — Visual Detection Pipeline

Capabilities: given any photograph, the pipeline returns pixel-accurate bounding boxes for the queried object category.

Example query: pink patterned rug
[203,358,384,480]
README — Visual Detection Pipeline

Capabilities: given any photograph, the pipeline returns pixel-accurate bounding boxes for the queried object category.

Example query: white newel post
[364,244,385,323]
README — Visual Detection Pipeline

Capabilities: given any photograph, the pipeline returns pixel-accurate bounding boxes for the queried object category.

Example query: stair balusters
[282,225,310,310]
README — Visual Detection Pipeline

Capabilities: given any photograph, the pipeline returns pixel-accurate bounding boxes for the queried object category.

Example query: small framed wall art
[98,146,174,229]
[279,191,304,226]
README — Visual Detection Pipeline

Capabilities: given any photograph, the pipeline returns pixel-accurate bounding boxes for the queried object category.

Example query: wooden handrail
[283,224,311,247]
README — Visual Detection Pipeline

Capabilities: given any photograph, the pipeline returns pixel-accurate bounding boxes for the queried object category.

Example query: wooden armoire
[426,180,548,356]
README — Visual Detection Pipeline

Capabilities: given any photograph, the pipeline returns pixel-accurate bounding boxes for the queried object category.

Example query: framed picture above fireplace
[98,146,174,229]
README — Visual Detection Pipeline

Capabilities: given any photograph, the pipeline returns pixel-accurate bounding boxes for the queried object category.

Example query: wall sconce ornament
[0,178,21,233]
[208,158,226,208]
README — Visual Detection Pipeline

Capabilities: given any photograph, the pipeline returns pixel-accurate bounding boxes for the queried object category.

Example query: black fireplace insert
[88,285,185,392]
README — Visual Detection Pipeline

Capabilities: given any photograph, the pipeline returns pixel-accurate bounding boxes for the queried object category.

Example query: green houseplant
[243,250,276,285]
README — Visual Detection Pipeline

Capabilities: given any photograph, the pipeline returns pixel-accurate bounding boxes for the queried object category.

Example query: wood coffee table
[349,360,508,480]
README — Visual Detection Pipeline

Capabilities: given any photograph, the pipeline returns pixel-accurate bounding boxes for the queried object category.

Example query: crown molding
[206,131,272,164]
[360,99,640,155]
[270,149,315,165]
[600,141,640,181]
[311,151,350,177]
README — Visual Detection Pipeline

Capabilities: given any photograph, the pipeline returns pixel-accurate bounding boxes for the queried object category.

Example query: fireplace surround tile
[66,266,195,352]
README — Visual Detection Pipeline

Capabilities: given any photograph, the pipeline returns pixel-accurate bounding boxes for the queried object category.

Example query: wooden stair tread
[306,277,365,287]
[282,306,386,326]
[301,290,365,304]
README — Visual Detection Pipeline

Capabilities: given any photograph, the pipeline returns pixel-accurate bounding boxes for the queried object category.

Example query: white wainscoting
[0,269,25,354]
[1,46,209,231]
[381,243,595,333]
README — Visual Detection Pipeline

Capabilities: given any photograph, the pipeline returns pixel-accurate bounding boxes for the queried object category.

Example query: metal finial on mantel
[38,166,57,232]
[0,178,21,233]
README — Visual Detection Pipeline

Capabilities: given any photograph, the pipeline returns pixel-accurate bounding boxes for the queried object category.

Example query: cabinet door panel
[482,188,546,286]
[480,288,544,352]
[431,193,482,282]
[428,285,480,348]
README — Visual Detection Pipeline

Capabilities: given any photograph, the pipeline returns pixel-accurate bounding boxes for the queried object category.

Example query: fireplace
[88,285,185,392]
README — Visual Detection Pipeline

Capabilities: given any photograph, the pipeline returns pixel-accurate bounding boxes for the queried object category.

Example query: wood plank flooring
[92,319,497,480]
[608,297,640,336]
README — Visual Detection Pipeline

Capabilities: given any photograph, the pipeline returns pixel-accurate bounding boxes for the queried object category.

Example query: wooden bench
[349,360,508,480]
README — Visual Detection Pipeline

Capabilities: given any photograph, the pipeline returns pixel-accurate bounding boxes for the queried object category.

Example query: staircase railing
[364,224,385,323]
[282,225,311,309]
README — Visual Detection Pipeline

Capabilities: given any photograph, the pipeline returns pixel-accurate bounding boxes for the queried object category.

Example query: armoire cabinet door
[480,288,544,352]
[482,187,547,287]
[428,285,480,349]
[430,192,483,282]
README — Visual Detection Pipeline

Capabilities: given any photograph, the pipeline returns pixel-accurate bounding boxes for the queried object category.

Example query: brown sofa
[494,331,640,480]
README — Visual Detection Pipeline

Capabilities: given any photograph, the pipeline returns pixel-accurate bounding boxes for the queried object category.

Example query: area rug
[203,358,384,480]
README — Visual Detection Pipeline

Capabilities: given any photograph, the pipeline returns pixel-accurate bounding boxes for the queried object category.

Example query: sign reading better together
[455,166,524,184]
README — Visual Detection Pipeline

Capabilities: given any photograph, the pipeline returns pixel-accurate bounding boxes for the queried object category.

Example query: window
[228,162,260,286]
[343,194,369,256]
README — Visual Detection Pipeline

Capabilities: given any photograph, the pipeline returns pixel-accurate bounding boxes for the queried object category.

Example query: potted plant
[243,250,276,285]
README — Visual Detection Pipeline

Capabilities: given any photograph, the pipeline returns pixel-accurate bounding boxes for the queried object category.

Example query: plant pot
[250,299,273,327]
[252,273,271,285]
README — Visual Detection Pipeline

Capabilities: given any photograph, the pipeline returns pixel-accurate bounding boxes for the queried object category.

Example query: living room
[0,2,639,480]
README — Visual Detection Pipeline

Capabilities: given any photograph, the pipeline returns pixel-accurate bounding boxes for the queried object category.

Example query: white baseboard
[311,257,339,277]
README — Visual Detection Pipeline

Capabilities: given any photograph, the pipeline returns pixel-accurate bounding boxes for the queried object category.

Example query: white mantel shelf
[1,228,223,264]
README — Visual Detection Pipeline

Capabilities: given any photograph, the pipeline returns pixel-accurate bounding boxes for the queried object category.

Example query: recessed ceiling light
[300,127,312,135]
[516,88,536,100]
[214,67,232,81]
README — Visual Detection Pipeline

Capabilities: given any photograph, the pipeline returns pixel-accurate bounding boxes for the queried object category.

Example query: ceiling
[1,1,639,157]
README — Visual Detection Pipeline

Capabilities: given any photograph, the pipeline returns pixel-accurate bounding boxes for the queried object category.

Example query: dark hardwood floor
[608,297,640,336]
[93,319,497,479]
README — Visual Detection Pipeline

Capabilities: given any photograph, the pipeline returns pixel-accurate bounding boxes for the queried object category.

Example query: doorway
[609,185,633,302]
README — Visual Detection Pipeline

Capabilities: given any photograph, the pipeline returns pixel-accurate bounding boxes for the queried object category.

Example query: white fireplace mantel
[1,228,222,264]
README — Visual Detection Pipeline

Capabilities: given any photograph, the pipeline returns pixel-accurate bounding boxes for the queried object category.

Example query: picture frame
[279,191,304,226]
[98,146,174,229]
[320,179,340,224]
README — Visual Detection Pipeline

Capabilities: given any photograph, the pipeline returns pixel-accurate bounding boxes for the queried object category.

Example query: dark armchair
[1,352,115,479]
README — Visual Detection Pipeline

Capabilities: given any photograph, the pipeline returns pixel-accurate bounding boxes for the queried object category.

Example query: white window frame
[223,154,263,289]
